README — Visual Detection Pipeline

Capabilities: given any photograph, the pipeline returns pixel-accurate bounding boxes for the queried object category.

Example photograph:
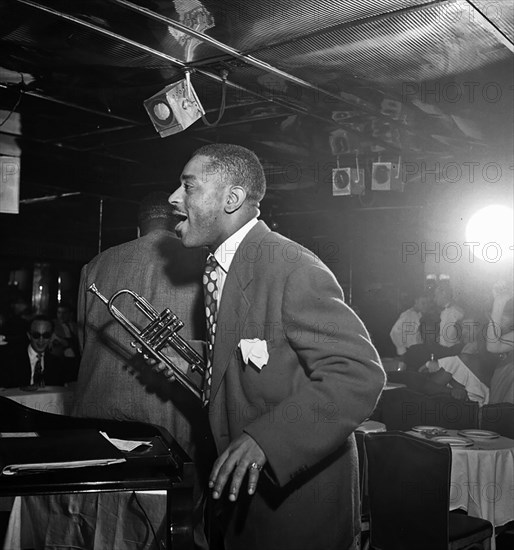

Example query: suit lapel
[209,221,270,402]
[23,351,32,386]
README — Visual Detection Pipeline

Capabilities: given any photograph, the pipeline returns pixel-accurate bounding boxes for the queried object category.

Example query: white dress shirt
[439,303,464,347]
[27,345,44,385]
[389,308,423,355]
[211,217,259,307]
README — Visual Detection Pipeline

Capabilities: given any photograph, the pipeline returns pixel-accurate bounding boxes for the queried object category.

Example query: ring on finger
[249,462,263,471]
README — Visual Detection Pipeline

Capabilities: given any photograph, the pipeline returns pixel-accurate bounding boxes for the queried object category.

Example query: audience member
[2,315,77,388]
[486,282,514,404]
[72,191,210,548]
[422,319,491,405]
[169,143,385,550]
[435,281,464,350]
[403,281,464,370]
[389,292,430,357]
[388,311,495,404]
[51,302,80,358]
[73,191,207,456]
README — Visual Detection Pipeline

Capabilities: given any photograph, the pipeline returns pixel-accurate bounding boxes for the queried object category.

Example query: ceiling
[0,0,513,260]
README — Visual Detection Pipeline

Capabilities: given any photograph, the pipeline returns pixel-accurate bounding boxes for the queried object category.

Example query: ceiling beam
[14,0,187,67]
[0,83,141,125]
[40,100,265,144]
[464,0,514,53]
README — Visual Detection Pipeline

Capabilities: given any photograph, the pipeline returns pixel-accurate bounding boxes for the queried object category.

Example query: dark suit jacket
[2,346,71,388]
[209,221,385,550]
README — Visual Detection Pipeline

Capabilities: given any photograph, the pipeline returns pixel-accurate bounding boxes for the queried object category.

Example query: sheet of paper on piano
[0,430,127,475]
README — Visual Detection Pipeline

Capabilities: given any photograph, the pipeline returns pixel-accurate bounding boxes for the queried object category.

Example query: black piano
[0,396,194,549]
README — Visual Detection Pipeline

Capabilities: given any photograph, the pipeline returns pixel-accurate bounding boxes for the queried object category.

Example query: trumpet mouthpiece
[87,283,109,305]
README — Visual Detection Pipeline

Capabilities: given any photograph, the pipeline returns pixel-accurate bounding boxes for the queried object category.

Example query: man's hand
[146,357,176,381]
[147,350,194,381]
[209,433,266,502]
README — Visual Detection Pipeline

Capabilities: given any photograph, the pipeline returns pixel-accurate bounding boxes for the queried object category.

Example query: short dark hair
[137,192,175,227]
[192,143,266,205]
[30,314,54,331]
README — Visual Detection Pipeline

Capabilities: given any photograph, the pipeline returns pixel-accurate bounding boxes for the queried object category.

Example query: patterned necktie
[202,254,219,406]
[34,353,44,387]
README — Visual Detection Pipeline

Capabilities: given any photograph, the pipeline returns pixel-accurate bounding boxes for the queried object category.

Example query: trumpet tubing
[87,283,205,401]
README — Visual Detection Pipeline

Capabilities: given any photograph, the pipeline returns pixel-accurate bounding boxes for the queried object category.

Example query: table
[0,386,74,415]
[412,429,514,550]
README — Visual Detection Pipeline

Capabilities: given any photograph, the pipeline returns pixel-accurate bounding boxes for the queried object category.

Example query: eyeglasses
[30,331,52,339]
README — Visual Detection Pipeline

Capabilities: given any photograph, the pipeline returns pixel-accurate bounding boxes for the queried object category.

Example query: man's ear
[225,186,246,213]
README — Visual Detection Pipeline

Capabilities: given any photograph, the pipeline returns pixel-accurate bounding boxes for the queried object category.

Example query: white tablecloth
[448,430,514,532]
[412,429,514,550]
[0,386,75,415]
[438,356,490,406]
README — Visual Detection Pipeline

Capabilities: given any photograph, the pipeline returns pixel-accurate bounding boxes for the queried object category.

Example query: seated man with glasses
[1,315,77,388]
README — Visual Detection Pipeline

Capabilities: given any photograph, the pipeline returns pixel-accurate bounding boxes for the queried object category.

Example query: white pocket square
[238,338,269,370]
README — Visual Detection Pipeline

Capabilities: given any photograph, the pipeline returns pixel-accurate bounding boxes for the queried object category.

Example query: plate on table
[457,429,499,440]
[432,436,474,447]
[412,425,447,436]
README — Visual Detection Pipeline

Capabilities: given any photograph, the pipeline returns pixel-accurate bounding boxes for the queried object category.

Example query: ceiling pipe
[20,191,82,204]
[39,124,136,144]
[14,0,187,67]
[42,100,265,143]
[0,84,140,126]
[20,185,139,205]
[273,205,423,216]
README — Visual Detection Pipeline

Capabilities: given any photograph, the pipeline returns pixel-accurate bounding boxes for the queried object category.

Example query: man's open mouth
[172,210,188,233]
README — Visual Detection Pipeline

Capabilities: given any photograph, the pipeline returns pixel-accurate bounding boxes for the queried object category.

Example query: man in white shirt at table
[390,293,430,359]
[403,282,465,371]
[435,282,464,350]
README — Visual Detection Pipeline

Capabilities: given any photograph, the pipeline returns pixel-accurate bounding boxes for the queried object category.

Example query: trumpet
[87,283,205,401]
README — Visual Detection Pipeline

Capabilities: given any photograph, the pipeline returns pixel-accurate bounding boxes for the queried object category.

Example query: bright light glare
[466,205,513,261]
